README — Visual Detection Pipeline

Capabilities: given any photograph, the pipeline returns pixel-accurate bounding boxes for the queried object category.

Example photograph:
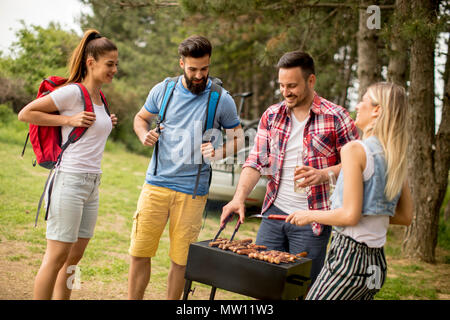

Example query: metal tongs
[212,213,242,242]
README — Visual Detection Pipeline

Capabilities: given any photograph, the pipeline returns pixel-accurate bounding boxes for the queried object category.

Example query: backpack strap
[157,76,178,129]
[34,167,56,227]
[100,90,110,116]
[63,83,94,144]
[192,81,222,199]
[153,76,179,176]
[205,82,222,132]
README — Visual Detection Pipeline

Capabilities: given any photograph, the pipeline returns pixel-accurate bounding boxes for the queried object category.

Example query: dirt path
[0,239,230,300]
[0,240,158,300]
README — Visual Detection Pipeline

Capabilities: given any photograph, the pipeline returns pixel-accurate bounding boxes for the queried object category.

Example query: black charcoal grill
[183,240,312,300]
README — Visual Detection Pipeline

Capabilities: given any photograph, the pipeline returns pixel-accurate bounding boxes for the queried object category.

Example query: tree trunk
[445,200,450,222]
[438,35,450,222]
[339,44,356,109]
[402,0,446,263]
[357,0,381,100]
[387,0,409,87]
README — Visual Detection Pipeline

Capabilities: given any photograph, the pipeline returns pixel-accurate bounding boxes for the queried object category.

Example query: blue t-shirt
[144,76,240,196]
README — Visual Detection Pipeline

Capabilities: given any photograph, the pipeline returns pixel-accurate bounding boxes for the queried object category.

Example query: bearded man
[127,35,243,300]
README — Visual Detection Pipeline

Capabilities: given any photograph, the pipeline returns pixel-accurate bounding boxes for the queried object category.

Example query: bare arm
[220,167,261,226]
[389,180,413,226]
[287,141,365,227]
[133,107,160,146]
[18,95,95,127]
[201,124,245,161]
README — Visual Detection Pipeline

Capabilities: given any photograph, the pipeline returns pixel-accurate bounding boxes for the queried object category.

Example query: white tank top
[273,114,309,213]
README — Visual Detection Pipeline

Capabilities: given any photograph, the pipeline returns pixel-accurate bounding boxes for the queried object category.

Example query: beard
[184,70,208,95]
[285,87,313,109]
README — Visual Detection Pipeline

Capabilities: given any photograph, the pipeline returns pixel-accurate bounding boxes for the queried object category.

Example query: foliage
[0,22,79,95]
[0,104,15,123]
[180,0,363,112]
[78,0,190,154]
[0,75,33,113]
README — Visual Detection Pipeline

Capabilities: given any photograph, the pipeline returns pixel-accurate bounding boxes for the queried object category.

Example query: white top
[273,113,309,213]
[340,140,390,248]
[50,84,112,174]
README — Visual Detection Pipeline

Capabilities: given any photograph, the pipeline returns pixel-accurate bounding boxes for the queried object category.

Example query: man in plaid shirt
[221,51,358,286]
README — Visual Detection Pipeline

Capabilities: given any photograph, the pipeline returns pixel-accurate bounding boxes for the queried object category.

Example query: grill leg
[182,280,192,300]
[209,286,217,300]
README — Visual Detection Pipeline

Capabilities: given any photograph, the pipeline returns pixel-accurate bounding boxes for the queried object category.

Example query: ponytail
[66,29,117,84]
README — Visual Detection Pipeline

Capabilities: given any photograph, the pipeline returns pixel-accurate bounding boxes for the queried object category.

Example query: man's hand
[140,126,163,147]
[221,199,246,227]
[294,165,327,188]
[201,142,216,161]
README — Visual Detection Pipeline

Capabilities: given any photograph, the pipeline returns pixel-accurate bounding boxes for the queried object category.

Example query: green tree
[402,0,450,263]
[0,22,79,95]
[79,0,189,154]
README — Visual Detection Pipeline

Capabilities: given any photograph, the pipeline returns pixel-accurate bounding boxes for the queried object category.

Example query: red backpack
[22,76,110,168]
[21,76,110,226]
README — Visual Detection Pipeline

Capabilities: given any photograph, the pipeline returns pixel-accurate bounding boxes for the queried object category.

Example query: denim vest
[330,136,401,217]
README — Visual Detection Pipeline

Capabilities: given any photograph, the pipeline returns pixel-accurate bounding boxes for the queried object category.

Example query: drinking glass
[327,170,336,206]
[294,148,308,194]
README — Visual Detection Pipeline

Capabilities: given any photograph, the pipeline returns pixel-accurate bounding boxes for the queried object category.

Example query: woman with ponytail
[18,29,118,299]
[286,82,413,300]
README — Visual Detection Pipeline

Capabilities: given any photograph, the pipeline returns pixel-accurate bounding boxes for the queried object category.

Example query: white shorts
[45,171,101,243]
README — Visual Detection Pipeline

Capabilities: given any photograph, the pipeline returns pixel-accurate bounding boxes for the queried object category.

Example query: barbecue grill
[183,240,312,300]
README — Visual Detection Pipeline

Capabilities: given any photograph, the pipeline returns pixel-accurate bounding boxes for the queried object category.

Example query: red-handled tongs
[248,214,287,221]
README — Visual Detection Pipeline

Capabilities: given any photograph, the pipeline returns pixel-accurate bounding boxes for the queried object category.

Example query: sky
[0,0,92,53]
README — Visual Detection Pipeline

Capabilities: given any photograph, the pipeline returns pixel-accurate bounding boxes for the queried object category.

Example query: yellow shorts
[128,184,208,266]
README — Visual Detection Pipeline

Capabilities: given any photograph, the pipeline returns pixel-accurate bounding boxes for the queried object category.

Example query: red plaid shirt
[243,92,359,235]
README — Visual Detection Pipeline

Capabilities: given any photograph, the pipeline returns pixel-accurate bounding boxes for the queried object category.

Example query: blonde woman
[286,82,413,300]
[18,29,118,299]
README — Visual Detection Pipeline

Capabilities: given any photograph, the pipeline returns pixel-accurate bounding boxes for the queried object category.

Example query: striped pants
[306,231,387,300]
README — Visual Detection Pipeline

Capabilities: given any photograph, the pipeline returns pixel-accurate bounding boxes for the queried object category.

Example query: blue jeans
[255,205,331,286]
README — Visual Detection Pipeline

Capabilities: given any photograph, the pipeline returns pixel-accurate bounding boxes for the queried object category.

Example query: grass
[0,107,449,300]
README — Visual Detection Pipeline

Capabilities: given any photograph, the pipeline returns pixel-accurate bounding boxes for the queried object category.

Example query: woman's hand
[286,210,312,226]
[67,111,96,127]
[110,113,118,127]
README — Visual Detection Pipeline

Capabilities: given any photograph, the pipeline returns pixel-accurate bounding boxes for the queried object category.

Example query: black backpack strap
[21,132,29,158]
[34,167,56,227]
[100,90,110,116]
